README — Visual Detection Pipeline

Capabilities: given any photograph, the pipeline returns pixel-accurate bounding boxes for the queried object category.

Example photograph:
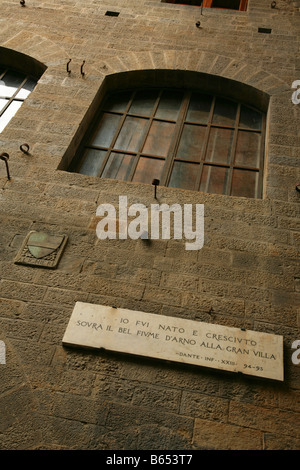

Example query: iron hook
[67,59,72,75]
[81,60,85,77]
[152,179,160,199]
[0,153,10,180]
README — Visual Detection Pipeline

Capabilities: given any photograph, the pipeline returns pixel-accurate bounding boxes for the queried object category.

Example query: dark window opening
[69,88,265,199]
[163,0,248,11]
[211,0,241,9]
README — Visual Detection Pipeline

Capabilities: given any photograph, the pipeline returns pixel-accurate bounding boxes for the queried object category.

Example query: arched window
[0,67,37,133]
[0,49,46,134]
[69,87,265,199]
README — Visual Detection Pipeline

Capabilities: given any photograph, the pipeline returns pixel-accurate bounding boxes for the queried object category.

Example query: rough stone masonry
[0,0,299,451]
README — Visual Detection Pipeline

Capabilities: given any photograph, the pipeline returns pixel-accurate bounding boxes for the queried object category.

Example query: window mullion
[127,91,162,182]
[97,93,136,177]
[257,115,266,198]
[225,102,241,196]
[162,91,191,187]
[0,76,29,118]
[195,95,216,192]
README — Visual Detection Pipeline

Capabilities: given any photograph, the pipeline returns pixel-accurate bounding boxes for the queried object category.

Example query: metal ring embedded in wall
[0,153,10,180]
[81,60,85,77]
[296,184,300,193]
[20,143,30,154]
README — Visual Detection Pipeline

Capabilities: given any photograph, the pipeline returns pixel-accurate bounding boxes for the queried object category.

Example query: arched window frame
[69,86,266,199]
[0,48,46,134]
[0,67,37,133]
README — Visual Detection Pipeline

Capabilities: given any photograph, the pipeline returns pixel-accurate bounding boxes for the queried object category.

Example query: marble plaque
[62,302,284,381]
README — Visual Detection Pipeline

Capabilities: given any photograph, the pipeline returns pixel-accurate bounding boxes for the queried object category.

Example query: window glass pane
[186,93,212,124]
[102,91,131,113]
[90,113,121,148]
[0,98,8,113]
[114,116,148,153]
[168,161,199,190]
[143,120,175,156]
[206,128,233,165]
[0,101,22,132]
[231,169,258,198]
[15,78,36,99]
[213,98,237,127]
[0,71,25,97]
[129,90,158,116]
[212,0,241,9]
[155,90,183,121]
[239,105,262,130]
[176,124,206,162]
[79,149,107,177]
[132,157,165,184]
[235,131,261,168]
[200,165,229,195]
[102,152,134,181]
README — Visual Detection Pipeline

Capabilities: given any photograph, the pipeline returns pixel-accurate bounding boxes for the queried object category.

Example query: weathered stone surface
[0,0,299,452]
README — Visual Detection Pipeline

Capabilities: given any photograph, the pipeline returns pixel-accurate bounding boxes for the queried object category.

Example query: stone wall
[0,0,299,450]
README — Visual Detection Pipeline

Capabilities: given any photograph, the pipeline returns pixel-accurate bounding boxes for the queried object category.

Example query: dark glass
[79,149,107,176]
[176,124,206,162]
[200,165,229,195]
[206,128,234,165]
[132,157,165,184]
[231,169,258,198]
[239,105,262,130]
[186,93,212,124]
[90,113,121,148]
[155,90,183,121]
[102,153,134,181]
[213,98,237,127]
[212,0,241,9]
[142,120,175,157]
[168,161,199,190]
[129,90,158,116]
[235,131,261,168]
[102,91,132,113]
[114,116,147,153]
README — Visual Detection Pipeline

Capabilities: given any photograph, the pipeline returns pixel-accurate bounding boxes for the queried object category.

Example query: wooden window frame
[71,88,265,199]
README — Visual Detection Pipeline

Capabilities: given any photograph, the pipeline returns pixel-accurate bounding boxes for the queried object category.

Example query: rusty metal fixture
[0,153,10,180]
[20,0,25,6]
[152,179,160,199]
[20,143,30,154]
[81,60,85,77]
[66,59,72,75]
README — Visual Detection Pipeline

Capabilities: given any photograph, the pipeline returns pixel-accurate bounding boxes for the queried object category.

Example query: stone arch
[91,49,290,99]
[0,46,47,79]
[59,50,278,170]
